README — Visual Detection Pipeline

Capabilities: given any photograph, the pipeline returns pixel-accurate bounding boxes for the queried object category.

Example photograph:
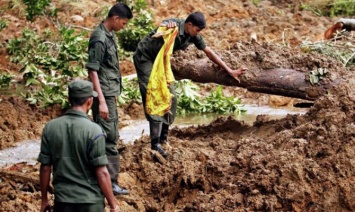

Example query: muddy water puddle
[0,104,308,168]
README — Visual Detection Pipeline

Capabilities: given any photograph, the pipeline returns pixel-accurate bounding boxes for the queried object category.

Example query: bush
[21,0,57,21]
[0,73,13,88]
[302,0,355,17]
[116,0,155,51]
[6,27,88,108]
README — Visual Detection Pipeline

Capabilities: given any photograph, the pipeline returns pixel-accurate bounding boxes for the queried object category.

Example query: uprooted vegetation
[1,0,355,211]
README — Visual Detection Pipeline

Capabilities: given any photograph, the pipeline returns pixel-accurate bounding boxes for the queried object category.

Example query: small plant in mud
[204,85,246,114]
[175,80,246,115]
[0,18,8,31]
[252,0,261,6]
[0,72,13,88]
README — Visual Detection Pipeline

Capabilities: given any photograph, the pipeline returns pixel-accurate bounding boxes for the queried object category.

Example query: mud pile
[114,77,354,211]
[0,97,63,150]
[1,77,353,211]
[1,0,354,211]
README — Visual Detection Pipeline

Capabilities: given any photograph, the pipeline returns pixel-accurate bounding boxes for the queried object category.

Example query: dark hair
[69,97,90,107]
[186,12,206,29]
[108,3,133,19]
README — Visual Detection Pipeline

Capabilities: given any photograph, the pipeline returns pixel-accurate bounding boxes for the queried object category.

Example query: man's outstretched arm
[202,46,247,81]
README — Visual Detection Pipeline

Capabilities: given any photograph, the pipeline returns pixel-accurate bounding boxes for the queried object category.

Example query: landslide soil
[1,0,355,211]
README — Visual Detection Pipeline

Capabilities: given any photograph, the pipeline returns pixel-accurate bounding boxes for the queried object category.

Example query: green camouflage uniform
[86,22,121,156]
[38,109,107,210]
[133,18,206,124]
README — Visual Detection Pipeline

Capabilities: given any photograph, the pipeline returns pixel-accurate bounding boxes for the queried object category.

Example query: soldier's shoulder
[90,26,107,43]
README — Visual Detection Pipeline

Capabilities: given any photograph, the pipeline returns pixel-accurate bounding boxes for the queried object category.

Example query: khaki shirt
[86,23,121,96]
[38,109,108,203]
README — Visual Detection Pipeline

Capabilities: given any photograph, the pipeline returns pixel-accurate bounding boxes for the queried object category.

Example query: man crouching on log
[133,11,247,157]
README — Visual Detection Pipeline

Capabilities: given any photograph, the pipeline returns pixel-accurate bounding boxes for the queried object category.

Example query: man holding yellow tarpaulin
[133,12,247,157]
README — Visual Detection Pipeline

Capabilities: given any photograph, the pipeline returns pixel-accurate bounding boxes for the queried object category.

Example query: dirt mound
[115,77,354,211]
[1,0,355,211]
[0,97,63,150]
[173,40,347,75]
[2,78,352,211]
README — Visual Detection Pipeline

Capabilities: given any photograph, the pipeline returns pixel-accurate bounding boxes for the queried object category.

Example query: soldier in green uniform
[86,3,132,195]
[38,80,118,212]
[133,11,247,157]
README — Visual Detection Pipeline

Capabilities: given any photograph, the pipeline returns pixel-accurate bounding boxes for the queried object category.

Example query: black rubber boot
[150,121,168,157]
[151,138,168,157]
[106,155,129,195]
[160,123,169,144]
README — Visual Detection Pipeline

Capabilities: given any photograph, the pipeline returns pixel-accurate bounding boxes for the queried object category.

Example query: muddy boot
[151,138,168,157]
[160,123,169,145]
[106,155,129,195]
[150,121,168,157]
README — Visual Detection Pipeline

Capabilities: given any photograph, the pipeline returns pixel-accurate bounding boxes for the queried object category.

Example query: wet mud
[0,0,355,211]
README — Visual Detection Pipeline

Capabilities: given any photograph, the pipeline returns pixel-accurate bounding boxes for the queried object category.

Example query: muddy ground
[1,0,355,211]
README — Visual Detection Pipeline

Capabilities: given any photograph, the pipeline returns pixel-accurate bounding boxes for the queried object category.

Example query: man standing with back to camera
[38,80,118,212]
[133,11,247,157]
[86,3,132,195]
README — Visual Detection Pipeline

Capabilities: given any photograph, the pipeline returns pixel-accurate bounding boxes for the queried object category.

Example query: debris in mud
[2,76,353,211]
[1,0,355,211]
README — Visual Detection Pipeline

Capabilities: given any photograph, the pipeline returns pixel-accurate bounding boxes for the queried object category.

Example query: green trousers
[92,96,119,156]
[54,201,104,212]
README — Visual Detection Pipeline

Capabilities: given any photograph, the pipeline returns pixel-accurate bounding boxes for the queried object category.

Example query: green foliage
[175,80,246,115]
[0,18,8,31]
[175,80,206,114]
[118,77,142,105]
[0,72,13,88]
[21,0,57,21]
[204,86,246,114]
[328,0,355,16]
[6,27,88,108]
[252,0,261,6]
[301,40,355,67]
[302,0,355,17]
[116,0,155,51]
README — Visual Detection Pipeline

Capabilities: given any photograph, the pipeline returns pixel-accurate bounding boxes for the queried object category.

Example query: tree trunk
[171,57,342,101]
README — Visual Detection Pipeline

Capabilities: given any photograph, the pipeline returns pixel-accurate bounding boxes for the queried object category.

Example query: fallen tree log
[171,46,345,101]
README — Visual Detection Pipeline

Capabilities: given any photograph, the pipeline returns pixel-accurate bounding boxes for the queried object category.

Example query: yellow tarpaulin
[146,27,178,116]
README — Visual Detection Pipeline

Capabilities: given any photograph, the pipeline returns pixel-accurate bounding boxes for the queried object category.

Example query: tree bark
[171,57,342,101]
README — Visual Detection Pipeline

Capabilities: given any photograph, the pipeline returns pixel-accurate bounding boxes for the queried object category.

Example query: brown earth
[1,0,355,211]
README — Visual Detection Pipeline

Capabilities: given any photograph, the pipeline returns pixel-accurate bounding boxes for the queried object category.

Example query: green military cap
[68,80,98,98]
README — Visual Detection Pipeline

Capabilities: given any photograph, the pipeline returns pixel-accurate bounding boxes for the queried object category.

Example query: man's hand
[40,201,51,212]
[229,65,247,82]
[110,205,119,212]
[99,101,109,120]
[163,21,177,28]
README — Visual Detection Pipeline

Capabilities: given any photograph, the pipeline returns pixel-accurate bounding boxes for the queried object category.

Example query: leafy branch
[6,27,88,108]
[301,35,355,67]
